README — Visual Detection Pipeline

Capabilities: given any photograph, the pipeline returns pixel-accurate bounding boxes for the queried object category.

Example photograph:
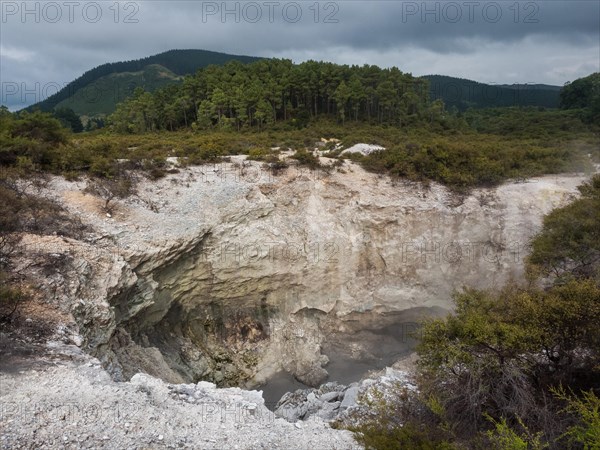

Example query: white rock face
[13,158,589,388]
[340,143,385,156]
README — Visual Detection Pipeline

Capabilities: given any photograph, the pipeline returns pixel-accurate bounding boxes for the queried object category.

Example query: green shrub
[485,416,547,450]
[247,147,276,161]
[553,388,600,449]
[351,422,456,450]
[291,149,322,170]
[417,278,600,442]
[528,174,600,281]
[345,385,457,450]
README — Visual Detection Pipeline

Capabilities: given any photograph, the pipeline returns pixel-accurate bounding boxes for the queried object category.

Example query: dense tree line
[53,107,83,133]
[560,72,600,123]
[425,75,561,111]
[107,59,434,132]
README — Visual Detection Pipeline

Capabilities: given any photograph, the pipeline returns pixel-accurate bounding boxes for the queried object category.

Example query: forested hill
[27,49,262,115]
[423,75,561,110]
[25,49,565,120]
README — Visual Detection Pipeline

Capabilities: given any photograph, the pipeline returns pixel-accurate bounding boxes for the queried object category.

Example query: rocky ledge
[273,356,417,424]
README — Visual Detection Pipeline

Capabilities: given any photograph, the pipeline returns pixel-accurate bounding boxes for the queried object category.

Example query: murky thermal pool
[260,319,421,408]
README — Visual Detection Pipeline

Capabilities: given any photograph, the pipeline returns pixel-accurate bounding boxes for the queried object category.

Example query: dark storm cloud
[352,1,599,50]
[1,1,598,110]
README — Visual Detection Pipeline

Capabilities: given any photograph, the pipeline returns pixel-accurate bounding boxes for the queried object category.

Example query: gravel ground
[0,348,360,450]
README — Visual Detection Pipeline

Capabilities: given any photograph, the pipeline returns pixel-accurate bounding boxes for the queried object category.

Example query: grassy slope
[56,64,182,117]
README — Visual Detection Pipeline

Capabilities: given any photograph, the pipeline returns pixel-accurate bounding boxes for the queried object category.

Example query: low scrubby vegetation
[2,104,598,192]
[528,175,600,281]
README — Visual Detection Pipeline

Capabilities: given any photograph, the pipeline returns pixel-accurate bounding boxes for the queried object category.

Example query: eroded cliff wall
[13,157,588,388]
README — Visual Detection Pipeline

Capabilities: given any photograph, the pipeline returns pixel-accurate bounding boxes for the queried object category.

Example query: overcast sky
[1,0,599,110]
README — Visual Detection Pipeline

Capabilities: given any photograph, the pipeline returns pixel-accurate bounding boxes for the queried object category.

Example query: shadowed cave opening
[111,293,432,408]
